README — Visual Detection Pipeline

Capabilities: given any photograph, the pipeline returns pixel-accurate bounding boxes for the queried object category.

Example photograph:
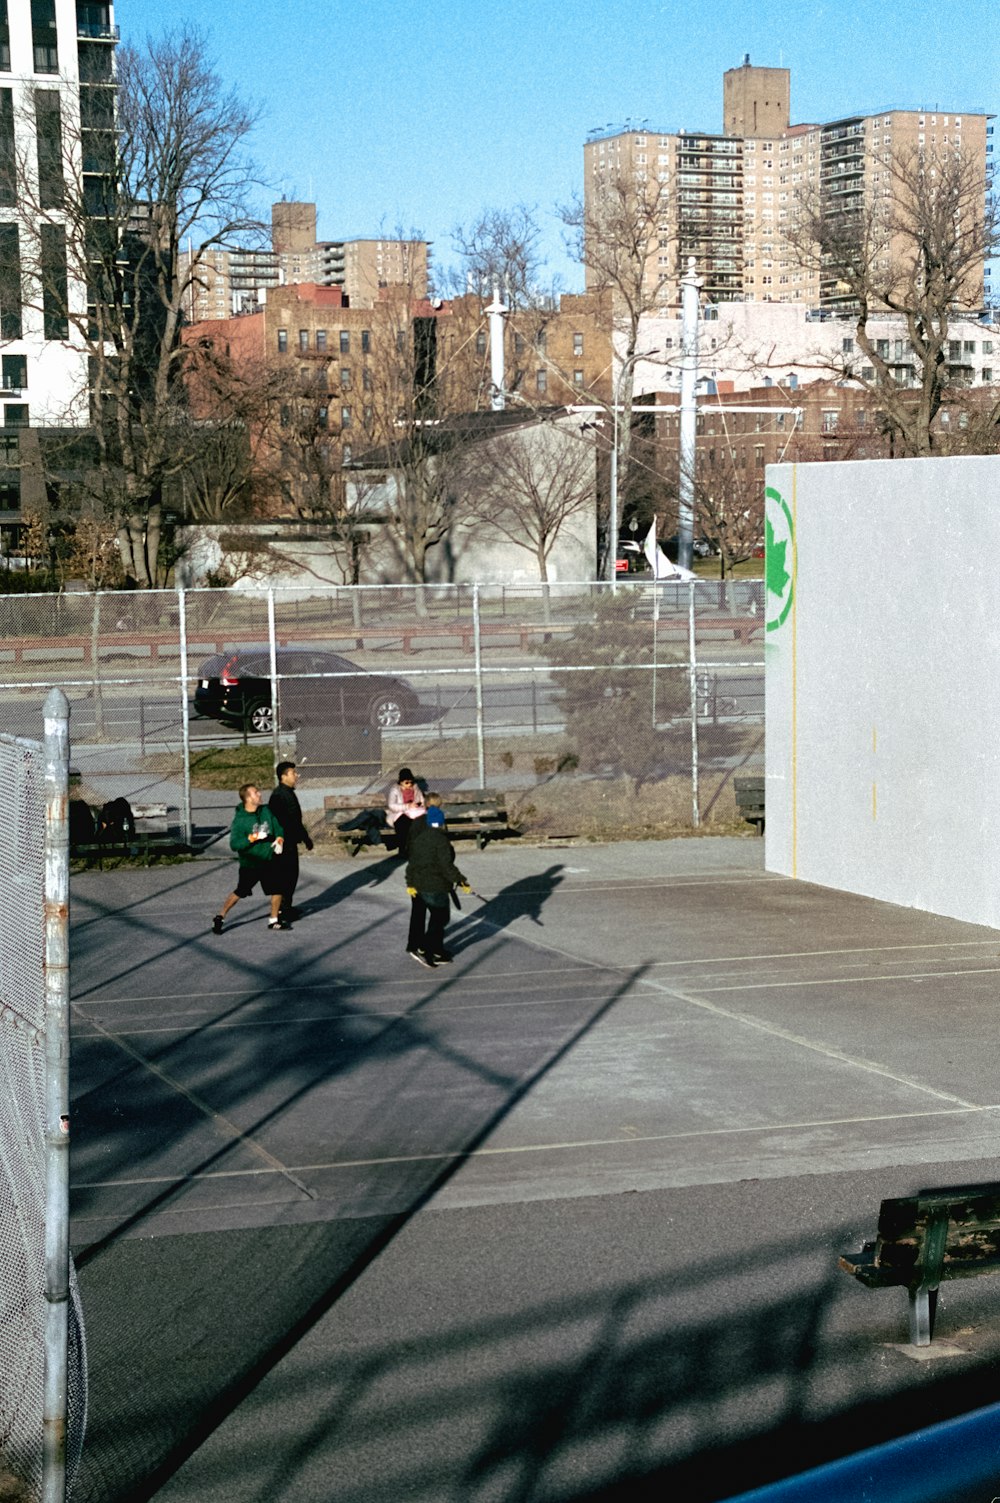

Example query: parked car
[193,647,420,734]
[615,541,649,574]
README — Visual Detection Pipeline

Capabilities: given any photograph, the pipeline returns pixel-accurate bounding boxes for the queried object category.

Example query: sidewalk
[67,837,1000,1502]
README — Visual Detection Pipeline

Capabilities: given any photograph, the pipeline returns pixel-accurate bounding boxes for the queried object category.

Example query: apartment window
[0,90,12,205]
[40,222,67,338]
[983,368,993,383]
[36,89,65,209]
[2,353,25,391]
[894,340,906,360]
[0,1,9,71]
[315,329,327,352]
[316,406,328,429]
[514,333,525,355]
[4,402,26,425]
[876,339,889,358]
[361,329,371,354]
[535,369,547,395]
[340,367,350,389]
[340,405,351,428]
[754,445,765,469]
[948,340,961,359]
[983,341,993,355]
[362,365,372,392]
[339,330,350,354]
[341,444,352,466]
[964,341,975,355]
[277,328,287,353]
[363,405,373,429]
[855,410,867,429]
[396,330,405,352]
[573,332,584,356]
[298,329,309,352]
[822,410,839,433]
[573,369,584,386]
[475,331,486,355]
[842,337,853,354]
[31,0,58,73]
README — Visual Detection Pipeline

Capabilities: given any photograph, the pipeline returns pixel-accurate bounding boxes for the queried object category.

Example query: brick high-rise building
[583,61,993,312]
[180,203,431,320]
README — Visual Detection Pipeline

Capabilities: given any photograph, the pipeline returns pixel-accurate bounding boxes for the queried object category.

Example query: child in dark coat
[404,808,469,968]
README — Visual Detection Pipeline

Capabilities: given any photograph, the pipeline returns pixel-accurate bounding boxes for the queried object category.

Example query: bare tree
[347,286,477,590]
[18,27,264,584]
[786,145,998,456]
[448,204,547,308]
[463,416,596,585]
[561,168,673,573]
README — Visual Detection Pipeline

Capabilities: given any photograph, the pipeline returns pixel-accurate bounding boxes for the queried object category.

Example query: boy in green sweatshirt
[212,783,288,933]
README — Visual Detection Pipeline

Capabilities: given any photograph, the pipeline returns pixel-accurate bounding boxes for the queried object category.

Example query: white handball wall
[764,454,1000,927]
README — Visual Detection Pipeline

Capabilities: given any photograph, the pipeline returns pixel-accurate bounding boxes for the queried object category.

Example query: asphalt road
[64,838,1000,1503]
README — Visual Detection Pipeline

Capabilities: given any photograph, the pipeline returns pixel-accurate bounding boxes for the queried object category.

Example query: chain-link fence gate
[0,691,85,1501]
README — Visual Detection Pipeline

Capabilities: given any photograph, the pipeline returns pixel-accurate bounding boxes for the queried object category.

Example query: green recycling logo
[764,485,795,633]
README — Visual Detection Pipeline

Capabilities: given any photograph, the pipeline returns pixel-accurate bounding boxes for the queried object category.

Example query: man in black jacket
[269,762,313,921]
[404,807,469,968]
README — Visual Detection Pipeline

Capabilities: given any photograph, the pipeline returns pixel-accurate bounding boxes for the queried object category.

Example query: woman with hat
[386,766,425,856]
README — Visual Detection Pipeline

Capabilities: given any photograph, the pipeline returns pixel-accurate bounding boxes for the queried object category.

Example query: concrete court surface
[66,836,1000,1503]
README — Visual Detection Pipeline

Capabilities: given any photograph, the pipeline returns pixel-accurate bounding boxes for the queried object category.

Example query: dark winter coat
[269,783,312,848]
[405,822,466,897]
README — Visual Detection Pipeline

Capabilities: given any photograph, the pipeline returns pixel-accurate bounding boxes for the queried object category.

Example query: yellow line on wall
[791,465,798,878]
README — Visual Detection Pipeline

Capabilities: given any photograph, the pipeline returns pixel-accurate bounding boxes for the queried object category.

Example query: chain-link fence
[0,702,85,1500]
[0,580,764,843]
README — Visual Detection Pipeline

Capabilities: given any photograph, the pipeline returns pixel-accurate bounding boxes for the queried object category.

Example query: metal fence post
[267,590,279,769]
[90,593,105,741]
[177,589,193,846]
[42,686,70,1503]
[688,585,700,828]
[472,583,486,788]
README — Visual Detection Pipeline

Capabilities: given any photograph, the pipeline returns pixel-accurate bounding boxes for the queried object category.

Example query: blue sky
[122,0,998,292]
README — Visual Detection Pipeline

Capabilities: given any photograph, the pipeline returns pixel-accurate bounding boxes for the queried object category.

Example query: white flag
[643,519,696,581]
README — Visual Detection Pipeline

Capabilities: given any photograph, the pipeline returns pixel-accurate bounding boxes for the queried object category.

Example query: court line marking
[71,1101,1000,1189]
[79,1012,318,1201]
[636,975,983,1110]
[694,964,1000,994]
[69,938,1000,1008]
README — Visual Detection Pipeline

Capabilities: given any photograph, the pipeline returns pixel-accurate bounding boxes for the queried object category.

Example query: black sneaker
[269,917,292,931]
[409,949,436,969]
[212,914,224,935]
[431,950,454,964]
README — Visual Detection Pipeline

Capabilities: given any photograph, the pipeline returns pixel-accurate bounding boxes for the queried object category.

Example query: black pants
[276,846,300,912]
[407,892,448,957]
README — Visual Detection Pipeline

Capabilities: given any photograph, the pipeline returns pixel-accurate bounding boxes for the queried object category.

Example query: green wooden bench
[324,787,517,854]
[840,1187,1000,1346]
[734,775,765,834]
[70,802,191,867]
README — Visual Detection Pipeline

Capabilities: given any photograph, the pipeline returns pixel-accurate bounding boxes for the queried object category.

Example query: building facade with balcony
[0,0,110,554]
[583,61,992,314]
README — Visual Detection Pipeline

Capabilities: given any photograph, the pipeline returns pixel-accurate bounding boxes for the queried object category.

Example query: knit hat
[425,807,445,828]
[398,767,415,782]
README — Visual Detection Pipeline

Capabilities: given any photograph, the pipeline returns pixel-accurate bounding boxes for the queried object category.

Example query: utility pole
[485,287,508,411]
[678,256,702,571]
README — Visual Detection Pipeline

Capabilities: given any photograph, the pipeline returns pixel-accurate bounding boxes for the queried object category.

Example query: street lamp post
[608,347,658,584]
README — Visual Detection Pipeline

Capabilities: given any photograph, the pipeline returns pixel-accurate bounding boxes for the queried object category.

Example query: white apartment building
[0,0,106,540]
[626,301,999,397]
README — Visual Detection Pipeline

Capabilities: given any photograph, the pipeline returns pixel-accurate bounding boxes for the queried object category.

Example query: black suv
[193,648,419,734]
